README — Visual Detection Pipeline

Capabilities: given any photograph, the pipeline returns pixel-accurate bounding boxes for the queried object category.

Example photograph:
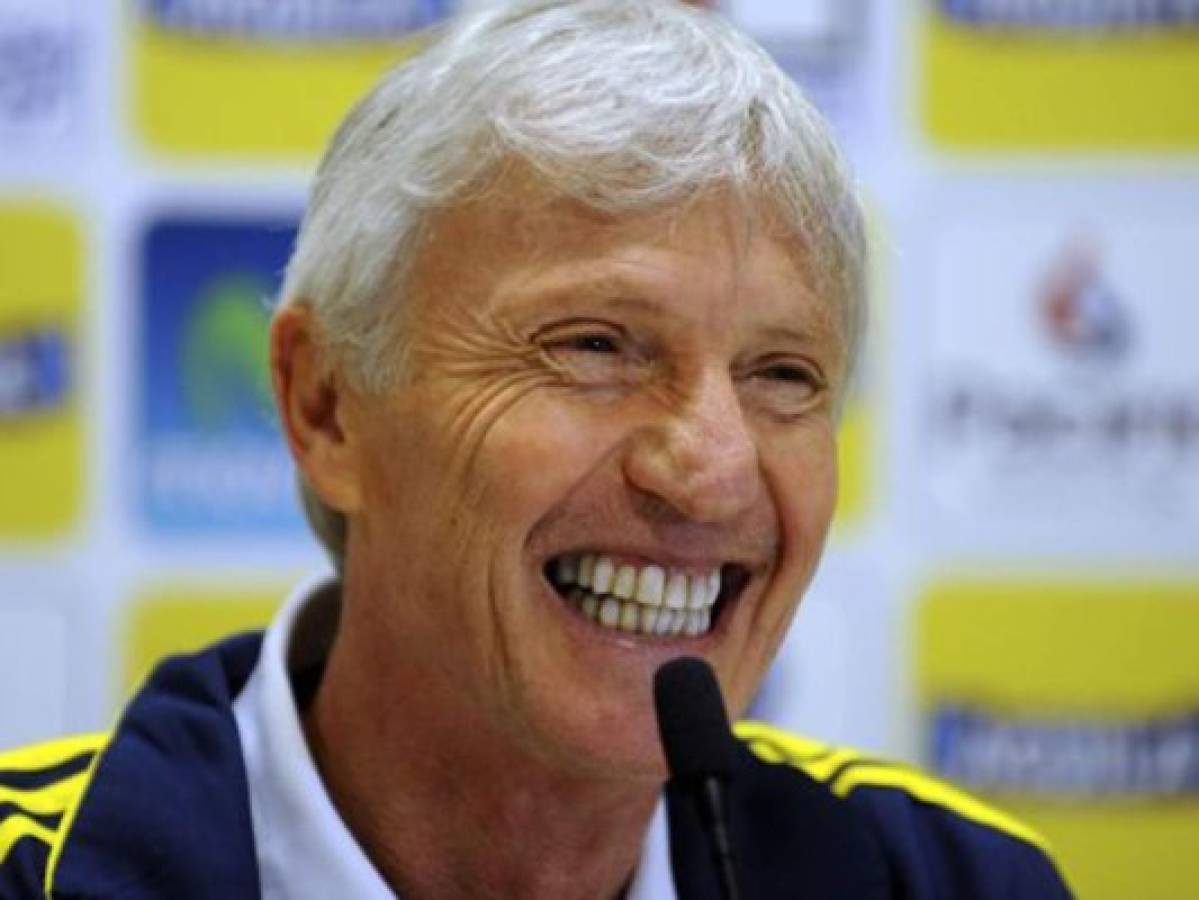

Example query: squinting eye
[566,333,619,354]
[743,358,825,417]
[536,323,644,389]
[760,364,812,384]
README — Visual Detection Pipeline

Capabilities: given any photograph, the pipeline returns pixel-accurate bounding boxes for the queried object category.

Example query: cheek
[770,425,839,568]
[475,394,622,526]
[721,430,837,713]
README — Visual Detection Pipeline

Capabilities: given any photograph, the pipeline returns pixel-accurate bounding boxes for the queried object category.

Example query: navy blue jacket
[0,634,1072,898]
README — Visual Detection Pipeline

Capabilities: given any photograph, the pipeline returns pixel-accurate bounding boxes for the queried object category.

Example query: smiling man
[0,2,1072,898]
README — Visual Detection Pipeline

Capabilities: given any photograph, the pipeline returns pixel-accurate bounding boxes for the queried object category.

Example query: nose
[622,369,761,524]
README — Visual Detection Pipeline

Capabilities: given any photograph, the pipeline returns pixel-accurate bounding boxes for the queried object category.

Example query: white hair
[280,0,868,568]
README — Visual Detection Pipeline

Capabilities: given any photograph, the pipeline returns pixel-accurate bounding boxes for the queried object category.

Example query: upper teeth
[555,554,721,611]
[552,553,722,638]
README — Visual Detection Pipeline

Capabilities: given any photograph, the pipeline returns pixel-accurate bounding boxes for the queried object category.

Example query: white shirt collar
[233,576,677,900]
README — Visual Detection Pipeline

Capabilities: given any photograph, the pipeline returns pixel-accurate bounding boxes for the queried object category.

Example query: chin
[514,677,672,785]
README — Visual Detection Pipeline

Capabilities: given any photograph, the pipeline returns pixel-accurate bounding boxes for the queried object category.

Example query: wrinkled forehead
[412,166,839,326]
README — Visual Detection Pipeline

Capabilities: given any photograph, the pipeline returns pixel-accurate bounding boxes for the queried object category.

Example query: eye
[759,363,813,385]
[563,333,619,354]
[535,321,644,388]
[741,356,826,417]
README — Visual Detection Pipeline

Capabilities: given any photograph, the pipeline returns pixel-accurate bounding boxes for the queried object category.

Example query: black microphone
[654,657,741,900]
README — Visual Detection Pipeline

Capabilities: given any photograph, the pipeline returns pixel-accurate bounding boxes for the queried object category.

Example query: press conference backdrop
[1,1,1197,896]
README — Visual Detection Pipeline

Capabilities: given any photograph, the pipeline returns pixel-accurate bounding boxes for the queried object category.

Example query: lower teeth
[567,587,709,637]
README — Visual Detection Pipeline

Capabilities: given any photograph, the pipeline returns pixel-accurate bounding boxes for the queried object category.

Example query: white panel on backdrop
[0,606,68,747]
[719,0,857,43]
[0,0,76,141]
[751,549,900,756]
[0,0,69,20]
[916,190,1199,558]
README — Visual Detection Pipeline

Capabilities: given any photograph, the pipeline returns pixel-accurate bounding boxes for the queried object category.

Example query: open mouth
[544,553,750,639]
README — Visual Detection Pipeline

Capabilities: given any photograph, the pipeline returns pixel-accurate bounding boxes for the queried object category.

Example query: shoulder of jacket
[733,720,1053,856]
[0,733,110,893]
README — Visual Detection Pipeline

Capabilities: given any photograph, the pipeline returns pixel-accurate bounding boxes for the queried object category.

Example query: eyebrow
[755,323,838,347]
[495,270,670,318]
[495,266,838,348]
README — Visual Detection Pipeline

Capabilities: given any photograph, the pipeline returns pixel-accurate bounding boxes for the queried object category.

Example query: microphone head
[653,656,735,782]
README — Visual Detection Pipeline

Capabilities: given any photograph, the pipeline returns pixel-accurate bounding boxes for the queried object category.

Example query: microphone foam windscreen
[654,656,735,782]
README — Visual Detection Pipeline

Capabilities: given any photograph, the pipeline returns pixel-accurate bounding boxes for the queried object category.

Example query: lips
[545,552,749,638]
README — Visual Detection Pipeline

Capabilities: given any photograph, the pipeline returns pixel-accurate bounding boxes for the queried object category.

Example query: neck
[302,620,660,900]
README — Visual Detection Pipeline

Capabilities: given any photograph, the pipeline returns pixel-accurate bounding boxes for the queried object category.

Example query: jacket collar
[51,633,264,899]
[48,623,893,899]
[667,743,892,899]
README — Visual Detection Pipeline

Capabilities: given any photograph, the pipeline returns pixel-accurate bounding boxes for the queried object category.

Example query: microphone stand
[653,656,744,900]
[695,775,740,900]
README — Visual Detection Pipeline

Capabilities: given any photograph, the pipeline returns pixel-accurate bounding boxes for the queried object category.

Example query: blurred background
[1,0,1197,896]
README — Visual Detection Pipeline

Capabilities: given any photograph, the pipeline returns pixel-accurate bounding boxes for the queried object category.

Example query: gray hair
[280,0,868,569]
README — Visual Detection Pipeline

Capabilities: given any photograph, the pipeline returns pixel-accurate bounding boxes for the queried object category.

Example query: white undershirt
[232,576,676,899]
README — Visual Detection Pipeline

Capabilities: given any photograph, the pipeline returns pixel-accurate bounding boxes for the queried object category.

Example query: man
[0,2,1072,897]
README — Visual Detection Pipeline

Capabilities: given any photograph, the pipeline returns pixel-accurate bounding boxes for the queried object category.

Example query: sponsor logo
[0,326,70,420]
[139,216,304,536]
[923,0,1199,147]
[925,220,1199,542]
[179,273,274,430]
[139,0,449,40]
[0,10,76,134]
[917,579,1199,899]
[932,705,1199,798]
[935,380,1199,460]
[1039,240,1132,362]
[0,203,83,538]
[131,0,439,155]
[938,0,1199,30]
[932,239,1199,464]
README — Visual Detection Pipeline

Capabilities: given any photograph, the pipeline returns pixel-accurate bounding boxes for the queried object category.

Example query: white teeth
[619,601,639,632]
[592,557,615,594]
[578,554,595,588]
[669,610,685,636]
[664,571,687,610]
[553,554,722,611]
[552,552,728,638]
[635,565,665,607]
[599,597,621,628]
[655,609,673,636]
[612,565,636,600]
[568,587,717,640]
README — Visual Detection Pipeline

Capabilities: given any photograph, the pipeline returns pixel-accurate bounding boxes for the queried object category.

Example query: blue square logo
[138,215,304,536]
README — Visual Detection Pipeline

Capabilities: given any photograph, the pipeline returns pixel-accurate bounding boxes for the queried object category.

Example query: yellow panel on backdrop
[131,22,425,158]
[833,400,870,529]
[831,202,886,534]
[0,203,83,540]
[921,15,1199,149]
[916,579,1199,900]
[122,584,285,699]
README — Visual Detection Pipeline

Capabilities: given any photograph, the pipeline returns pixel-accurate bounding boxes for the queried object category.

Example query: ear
[270,304,364,514]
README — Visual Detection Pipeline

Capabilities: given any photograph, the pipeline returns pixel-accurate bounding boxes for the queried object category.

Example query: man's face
[339,181,846,780]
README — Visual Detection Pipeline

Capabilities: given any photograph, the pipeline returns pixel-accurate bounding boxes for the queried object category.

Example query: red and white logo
[1039,240,1132,362]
